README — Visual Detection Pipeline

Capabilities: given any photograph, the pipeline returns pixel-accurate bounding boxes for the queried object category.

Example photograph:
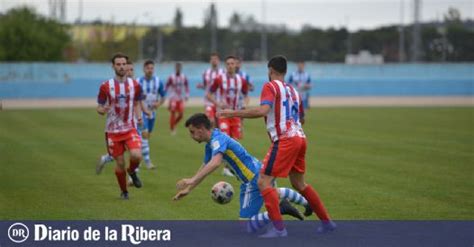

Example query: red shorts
[218,117,242,140]
[169,100,184,113]
[105,129,142,158]
[205,105,216,121]
[261,136,306,177]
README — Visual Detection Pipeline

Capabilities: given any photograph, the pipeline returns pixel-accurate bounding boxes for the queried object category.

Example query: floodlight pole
[399,0,406,62]
[411,0,422,62]
[260,0,268,61]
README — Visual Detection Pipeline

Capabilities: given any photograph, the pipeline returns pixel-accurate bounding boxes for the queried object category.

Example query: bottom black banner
[1,221,472,247]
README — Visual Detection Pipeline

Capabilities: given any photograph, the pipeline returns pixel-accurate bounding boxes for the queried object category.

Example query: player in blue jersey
[173,113,313,232]
[236,57,254,93]
[235,57,253,140]
[136,60,166,169]
[288,61,311,109]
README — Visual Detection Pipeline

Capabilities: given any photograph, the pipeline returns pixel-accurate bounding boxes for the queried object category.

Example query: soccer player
[236,57,254,93]
[96,59,136,173]
[206,55,248,140]
[173,113,313,231]
[235,57,253,139]
[166,62,189,135]
[96,53,145,199]
[197,52,224,127]
[218,55,336,237]
[288,61,311,109]
[137,60,166,169]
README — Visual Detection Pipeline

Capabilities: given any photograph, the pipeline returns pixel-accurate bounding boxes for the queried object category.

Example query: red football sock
[301,185,331,221]
[127,159,140,174]
[115,167,127,193]
[170,112,176,131]
[175,113,183,126]
[261,187,285,230]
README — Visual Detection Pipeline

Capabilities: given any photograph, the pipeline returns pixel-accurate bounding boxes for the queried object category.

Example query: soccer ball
[211,181,234,204]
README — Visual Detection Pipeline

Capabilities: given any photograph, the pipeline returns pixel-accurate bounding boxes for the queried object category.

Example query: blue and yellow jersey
[204,129,261,183]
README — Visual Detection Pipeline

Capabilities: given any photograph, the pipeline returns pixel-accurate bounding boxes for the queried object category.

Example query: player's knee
[142,132,150,139]
[130,151,142,162]
[115,159,126,169]
[257,176,272,191]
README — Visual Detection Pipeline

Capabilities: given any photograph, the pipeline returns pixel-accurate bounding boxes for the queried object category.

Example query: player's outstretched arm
[173,155,223,201]
[218,104,271,119]
[189,154,223,187]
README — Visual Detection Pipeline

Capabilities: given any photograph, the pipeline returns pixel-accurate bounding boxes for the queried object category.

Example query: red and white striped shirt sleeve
[241,77,249,96]
[97,82,108,105]
[260,82,275,107]
[133,80,144,101]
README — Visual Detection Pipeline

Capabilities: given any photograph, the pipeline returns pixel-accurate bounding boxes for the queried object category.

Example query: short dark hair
[127,60,133,65]
[210,52,219,58]
[225,55,237,61]
[185,113,211,130]
[268,55,287,74]
[111,53,129,64]
[143,59,154,67]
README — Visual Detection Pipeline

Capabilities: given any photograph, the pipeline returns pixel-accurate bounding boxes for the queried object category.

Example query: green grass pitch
[0,107,473,220]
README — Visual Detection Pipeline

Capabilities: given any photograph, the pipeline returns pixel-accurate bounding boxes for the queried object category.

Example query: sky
[2,0,473,31]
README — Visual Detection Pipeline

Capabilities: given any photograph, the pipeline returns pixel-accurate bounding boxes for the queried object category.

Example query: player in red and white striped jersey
[207,55,249,140]
[166,62,189,135]
[96,53,146,200]
[197,52,224,127]
[97,59,137,170]
[218,55,335,237]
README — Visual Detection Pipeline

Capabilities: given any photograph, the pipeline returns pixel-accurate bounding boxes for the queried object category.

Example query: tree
[444,7,461,23]
[229,12,242,32]
[173,8,183,29]
[0,7,70,61]
[204,3,218,28]
[203,3,218,53]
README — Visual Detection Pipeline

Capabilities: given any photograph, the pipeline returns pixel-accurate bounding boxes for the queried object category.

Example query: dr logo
[8,223,29,243]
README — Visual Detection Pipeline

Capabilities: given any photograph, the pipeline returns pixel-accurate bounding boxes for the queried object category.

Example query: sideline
[1,96,473,110]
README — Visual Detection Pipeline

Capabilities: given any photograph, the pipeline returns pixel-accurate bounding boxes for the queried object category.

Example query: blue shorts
[141,113,156,133]
[239,177,264,218]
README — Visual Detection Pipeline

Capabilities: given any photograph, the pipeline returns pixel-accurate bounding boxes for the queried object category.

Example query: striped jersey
[204,129,261,183]
[238,70,250,83]
[137,76,165,118]
[260,80,305,142]
[210,73,248,110]
[202,67,224,106]
[166,73,189,101]
[97,78,143,133]
[288,71,311,100]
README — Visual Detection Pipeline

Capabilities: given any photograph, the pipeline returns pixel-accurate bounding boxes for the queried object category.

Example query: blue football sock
[278,187,308,206]
[248,212,271,232]
[141,138,150,164]
[105,154,114,163]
